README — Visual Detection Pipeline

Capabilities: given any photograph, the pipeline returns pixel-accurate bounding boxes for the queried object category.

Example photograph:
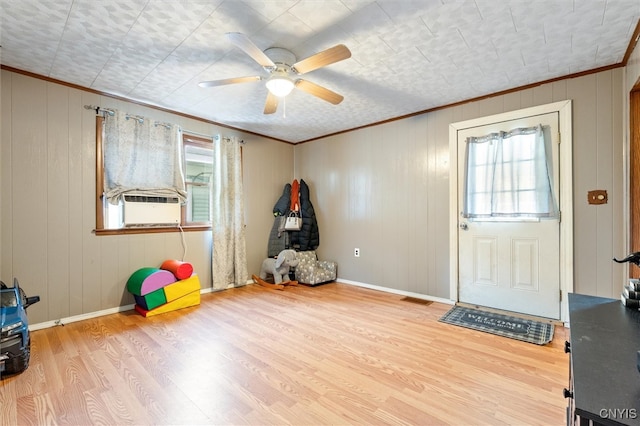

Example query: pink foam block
[127,267,177,296]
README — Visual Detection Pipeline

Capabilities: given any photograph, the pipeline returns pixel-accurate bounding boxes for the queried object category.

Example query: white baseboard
[29,285,226,331]
[336,278,455,305]
[29,304,137,331]
[29,279,450,331]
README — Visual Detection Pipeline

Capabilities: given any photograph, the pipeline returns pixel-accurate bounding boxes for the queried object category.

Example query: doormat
[438,305,554,345]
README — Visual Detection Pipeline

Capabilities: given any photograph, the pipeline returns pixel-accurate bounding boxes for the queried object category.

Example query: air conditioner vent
[123,195,179,204]
[122,194,180,226]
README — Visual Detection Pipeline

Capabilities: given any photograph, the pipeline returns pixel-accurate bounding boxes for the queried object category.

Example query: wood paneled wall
[1,60,635,325]
[296,69,626,300]
[0,70,294,324]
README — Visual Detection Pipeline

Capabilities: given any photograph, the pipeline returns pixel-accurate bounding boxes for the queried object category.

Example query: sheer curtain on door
[462,124,557,219]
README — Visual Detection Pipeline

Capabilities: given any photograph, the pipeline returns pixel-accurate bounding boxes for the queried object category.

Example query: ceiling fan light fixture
[266,74,294,97]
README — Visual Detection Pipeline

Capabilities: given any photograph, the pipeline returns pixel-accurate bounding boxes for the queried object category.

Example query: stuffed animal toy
[252,249,300,290]
[260,249,299,284]
[259,249,299,284]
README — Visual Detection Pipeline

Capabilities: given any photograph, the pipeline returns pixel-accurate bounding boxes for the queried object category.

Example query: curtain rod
[85,105,169,127]
[84,104,114,116]
[185,130,245,144]
[85,104,244,143]
[183,129,214,139]
[215,134,245,144]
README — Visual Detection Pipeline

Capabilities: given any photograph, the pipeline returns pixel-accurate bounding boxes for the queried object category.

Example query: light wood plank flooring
[1,283,569,425]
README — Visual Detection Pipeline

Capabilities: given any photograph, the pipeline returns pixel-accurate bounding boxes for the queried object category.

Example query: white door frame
[449,100,574,323]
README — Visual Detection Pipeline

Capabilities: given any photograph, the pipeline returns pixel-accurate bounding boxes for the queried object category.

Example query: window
[95,114,214,234]
[183,134,213,225]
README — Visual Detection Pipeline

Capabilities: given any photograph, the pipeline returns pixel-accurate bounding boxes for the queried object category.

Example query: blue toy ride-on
[1,278,40,378]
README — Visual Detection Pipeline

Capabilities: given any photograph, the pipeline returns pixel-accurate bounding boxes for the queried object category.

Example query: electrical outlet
[354,248,360,257]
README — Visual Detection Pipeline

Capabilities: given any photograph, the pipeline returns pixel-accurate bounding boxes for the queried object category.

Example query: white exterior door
[457,112,561,319]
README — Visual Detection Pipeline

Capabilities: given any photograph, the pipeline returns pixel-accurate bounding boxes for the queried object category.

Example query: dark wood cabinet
[567,293,640,425]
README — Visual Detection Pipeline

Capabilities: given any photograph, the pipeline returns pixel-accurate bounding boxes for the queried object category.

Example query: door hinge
[557,131,561,144]
[560,289,563,302]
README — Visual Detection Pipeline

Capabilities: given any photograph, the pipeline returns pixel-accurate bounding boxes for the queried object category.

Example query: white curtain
[104,110,186,204]
[211,135,248,290]
[463,124,557,218]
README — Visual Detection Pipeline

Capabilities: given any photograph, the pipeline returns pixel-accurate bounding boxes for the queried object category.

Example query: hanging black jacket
[273,183,291,217]
[290,179,319,251]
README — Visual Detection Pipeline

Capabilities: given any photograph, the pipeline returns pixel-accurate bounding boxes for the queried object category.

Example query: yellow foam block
[163,274,200,303]
[141,289,201,317]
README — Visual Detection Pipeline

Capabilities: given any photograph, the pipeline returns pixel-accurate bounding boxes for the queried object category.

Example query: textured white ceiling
[1,0,639,143]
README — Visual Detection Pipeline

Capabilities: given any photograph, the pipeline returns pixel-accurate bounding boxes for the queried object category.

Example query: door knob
[459,223,468,231]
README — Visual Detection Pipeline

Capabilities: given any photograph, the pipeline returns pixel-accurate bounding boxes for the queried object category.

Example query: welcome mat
[439,305,555,345]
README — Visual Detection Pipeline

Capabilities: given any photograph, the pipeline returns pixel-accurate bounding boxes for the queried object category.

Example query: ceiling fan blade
[295,79,344,105]
[264,91,279,114]
[198,76,261,88]
[292,44,351,75]
[226,32,276,69]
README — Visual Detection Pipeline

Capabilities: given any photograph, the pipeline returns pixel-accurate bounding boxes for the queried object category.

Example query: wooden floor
[1,283,569,425]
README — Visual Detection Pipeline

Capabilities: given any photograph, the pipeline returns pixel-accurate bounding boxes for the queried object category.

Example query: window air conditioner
[122,194,181,226]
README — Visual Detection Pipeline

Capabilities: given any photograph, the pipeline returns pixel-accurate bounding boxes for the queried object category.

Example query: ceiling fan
[198,32,351,114]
